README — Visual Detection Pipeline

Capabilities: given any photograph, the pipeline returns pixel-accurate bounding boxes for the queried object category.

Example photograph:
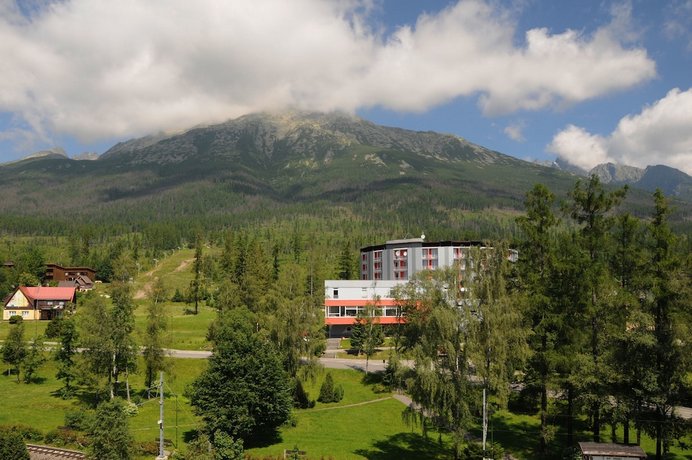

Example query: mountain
[0,112,688,239]
[552,157,691,201]
[589,162,692,201]
[590,163,645,185]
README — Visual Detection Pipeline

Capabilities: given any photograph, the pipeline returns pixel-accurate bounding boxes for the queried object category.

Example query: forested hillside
[1,112,688,247]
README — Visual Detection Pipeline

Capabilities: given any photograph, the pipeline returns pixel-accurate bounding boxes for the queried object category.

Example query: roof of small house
[578,442,646,458]
[19,286,76,301]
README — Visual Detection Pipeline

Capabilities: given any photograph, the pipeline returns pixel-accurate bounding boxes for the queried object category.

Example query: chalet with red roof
[3,286,76,321]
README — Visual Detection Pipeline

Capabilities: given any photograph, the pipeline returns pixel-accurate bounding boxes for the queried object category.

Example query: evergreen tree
[563,175,626,442]
[317,372,343,403]
[337,241,353,280]
[2,322,27,382]
[609,212,649,444]
[644,190,691,459]
[516,184,559,455]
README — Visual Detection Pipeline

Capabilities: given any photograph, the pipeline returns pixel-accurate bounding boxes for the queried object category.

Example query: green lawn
[246,369,452,460]
[0,356,205,459]
[133,301,216,351]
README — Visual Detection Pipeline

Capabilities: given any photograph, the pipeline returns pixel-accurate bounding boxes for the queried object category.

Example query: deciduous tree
[2,322,27,382]
[88,398,134,460]
[188,307,292,443]
[55,316,79,397]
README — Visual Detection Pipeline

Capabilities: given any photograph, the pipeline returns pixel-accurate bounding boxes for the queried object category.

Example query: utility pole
[156,371,167,460]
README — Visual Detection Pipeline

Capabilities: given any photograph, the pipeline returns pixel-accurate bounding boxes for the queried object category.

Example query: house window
[21,311,29,317]
[333,289,339,299]
[8,311,17,316]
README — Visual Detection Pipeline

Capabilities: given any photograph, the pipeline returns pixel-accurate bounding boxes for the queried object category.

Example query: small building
[45,264,96,291]
[578,442,646,460]
[3,286,76,321]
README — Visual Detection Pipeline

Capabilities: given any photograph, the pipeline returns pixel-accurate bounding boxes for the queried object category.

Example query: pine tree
[645,190,690,459]
[563,175,626,442]
[516,184,559,455]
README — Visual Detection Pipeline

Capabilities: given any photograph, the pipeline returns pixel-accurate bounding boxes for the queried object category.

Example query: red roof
[19,286,76,301]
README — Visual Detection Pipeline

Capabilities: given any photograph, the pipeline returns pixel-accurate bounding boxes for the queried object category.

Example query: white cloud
[547,125,612,171]
[504,122,525,142]
[0,0,656,147]
[663,0,692,51]
[548,88,692,175]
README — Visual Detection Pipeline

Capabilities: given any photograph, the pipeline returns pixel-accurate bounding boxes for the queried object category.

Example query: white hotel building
[324,237,493,338]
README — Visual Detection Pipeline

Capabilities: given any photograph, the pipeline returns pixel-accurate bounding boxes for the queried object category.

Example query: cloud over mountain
[548,88,692,175]
[0,0,655,147]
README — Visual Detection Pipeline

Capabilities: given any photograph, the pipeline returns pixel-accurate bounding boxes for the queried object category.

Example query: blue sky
[0,0,690,173]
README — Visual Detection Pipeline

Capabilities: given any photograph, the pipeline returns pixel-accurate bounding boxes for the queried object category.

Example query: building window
[328,306,341,317]
[361,253,368,261]
[21,311,29,317]
[8,311,17,316]
[333,289,339,299]
[374,250,382,260]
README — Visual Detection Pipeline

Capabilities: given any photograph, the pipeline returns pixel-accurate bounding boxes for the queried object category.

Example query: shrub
[171,288,185,302]
[8,315,23,324]
[317,373,343,403]
[1,424,43,442]
[44,428,88,447]
[0,427,29,460]
[64,409,92,431]
[293,379,315,409]
[136,440,159,456]
[123,401,139,416]
[45,315,64,338]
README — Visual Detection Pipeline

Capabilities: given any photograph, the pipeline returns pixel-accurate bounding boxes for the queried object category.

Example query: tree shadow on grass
[354,432,450,460]
[479,413,540,459]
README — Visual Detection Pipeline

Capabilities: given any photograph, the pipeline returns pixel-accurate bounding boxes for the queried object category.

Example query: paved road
[164,348,399,372]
